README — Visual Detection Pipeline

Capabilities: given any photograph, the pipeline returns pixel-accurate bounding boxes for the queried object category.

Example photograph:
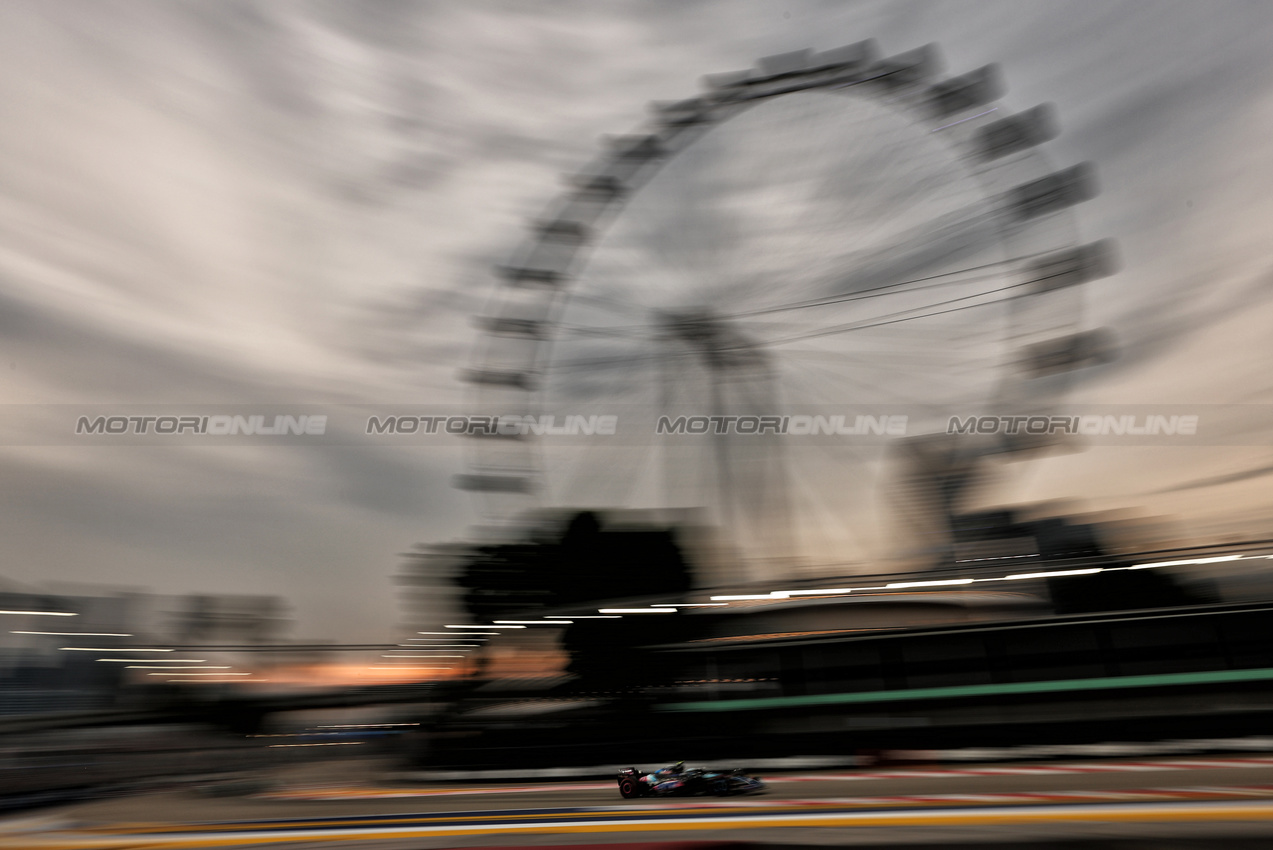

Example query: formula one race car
[616,762,766,798]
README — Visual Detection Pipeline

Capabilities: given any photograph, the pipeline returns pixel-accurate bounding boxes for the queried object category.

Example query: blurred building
[0,589,288,716]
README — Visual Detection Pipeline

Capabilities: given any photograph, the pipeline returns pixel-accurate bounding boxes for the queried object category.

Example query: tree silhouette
[456,511,693,624]
[449,512,695,682]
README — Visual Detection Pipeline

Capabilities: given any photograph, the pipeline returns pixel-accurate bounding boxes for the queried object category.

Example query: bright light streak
[12,631,132,636]
[98,658,206,663]
[419,631,497,635]
[381,654,463,658]
[545,615,621,619]
[445,624,525,629]
[709,594,781,601]
[494,620,573,625]
[886,579,975,589]
[148,672,252,676]
[409,637,484,641]
[597,608,675,614]
[1004,568,1103,580]
[1130,555,1244,570]
[397,644,477,648]
[0,610,76,617]
[269,742,364,748]
[62,647,172,652]
[785,589,855,596]
[650,604,729,608]
[126,666,230,669]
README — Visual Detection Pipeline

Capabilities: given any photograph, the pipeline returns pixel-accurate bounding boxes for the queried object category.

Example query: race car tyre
[619,778,640,799]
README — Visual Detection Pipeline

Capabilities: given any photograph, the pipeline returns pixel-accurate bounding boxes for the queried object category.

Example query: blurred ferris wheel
[458,42,1115,579]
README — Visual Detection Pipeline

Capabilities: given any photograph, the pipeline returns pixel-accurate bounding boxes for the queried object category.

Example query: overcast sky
[3,1,1273,642]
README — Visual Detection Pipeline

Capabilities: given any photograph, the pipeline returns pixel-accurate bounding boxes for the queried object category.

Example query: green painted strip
[656,666,1273,713]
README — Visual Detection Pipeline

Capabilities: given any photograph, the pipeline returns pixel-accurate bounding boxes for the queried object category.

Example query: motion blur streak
[18,801,1273,849]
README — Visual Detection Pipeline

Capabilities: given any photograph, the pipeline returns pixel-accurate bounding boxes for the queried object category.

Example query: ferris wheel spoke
[718,251,1037,323]
[696,212,1021,324]
[757,276,1032,348]
[819,206,1002,292]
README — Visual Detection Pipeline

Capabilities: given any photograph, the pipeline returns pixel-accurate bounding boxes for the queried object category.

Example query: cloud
[4,1,1273,637]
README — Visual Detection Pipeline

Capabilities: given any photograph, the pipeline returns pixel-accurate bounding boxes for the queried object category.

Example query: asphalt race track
[7,757,1273,848]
